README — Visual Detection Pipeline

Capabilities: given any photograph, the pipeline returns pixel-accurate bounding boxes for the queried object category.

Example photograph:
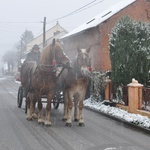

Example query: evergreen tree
[109,16,150,89]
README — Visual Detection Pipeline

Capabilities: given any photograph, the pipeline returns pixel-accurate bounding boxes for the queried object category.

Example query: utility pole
[43,17,46,48]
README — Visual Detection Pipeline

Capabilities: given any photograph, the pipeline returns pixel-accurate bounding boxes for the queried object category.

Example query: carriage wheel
[53,94,60,109]
[53,90,62,109]
[25,99,27,114]
[17,86,23,108]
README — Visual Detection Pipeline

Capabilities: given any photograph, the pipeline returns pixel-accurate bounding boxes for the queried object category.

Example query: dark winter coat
[25,50,40,62]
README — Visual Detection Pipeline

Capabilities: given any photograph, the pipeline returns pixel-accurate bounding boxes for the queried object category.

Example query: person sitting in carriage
[16,44,41,81]
[19,44,41,97]
[24,44,41,62]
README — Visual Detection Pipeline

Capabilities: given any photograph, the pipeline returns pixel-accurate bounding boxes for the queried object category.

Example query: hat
[32,44,40,49]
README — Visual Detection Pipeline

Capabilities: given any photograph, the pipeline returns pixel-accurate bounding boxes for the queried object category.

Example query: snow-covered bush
[90,70,107,102]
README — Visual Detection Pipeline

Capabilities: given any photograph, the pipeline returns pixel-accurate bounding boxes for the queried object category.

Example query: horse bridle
[50,44,65,66]
[76,53,91,70]
[35,45,59,75]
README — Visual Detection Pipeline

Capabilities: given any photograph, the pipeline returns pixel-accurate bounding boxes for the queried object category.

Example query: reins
[56,66,65,80]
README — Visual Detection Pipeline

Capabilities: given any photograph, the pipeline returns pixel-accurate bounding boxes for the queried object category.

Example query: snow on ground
[84,98,150,129]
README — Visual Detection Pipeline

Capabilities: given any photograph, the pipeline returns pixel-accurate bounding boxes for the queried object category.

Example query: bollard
[105,76,112,100]
[127,78,143,113]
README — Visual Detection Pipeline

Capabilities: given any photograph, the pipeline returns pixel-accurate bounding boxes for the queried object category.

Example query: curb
[85,106,150,135]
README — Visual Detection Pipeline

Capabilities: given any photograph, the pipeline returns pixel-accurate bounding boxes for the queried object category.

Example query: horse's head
[50,39,70,67]
[75,46,92,76]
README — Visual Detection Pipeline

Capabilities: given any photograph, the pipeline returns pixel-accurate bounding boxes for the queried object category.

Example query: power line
[0,21,42,24]
[0,0,104,25]
[47,0,97,23]
[47,0,104,24]
[73,0,105,14]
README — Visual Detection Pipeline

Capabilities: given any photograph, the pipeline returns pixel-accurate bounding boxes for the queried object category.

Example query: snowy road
[0,75,149,150]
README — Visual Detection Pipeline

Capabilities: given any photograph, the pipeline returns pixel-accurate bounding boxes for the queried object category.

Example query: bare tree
[3,50,16,73]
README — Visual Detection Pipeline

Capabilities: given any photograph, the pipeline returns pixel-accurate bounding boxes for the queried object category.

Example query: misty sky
[0,0,123,56]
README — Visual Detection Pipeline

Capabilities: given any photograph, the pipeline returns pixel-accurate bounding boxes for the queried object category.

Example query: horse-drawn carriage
[17,82,62,112]
[17,38,92,127]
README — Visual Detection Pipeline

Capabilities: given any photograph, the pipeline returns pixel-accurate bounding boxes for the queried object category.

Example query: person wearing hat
[24,44,41,62]
[19,44,41,99]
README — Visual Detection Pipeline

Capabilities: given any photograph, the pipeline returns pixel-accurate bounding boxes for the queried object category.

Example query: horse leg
[26,92,34,121]
[44,92,54,126]
[66,93,73,127]
[78,91,86,127]
[31,95,37,119]
[37,95,44,124]
[26,93,32,120]
[78,100,84,127]
[74,95,79,122]
[62,90,68,121]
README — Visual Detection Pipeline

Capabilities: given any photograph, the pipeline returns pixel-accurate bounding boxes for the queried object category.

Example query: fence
[105,78,150,118]
[122,86,128,106]
[121,86,150,111]
[142,87,150,111]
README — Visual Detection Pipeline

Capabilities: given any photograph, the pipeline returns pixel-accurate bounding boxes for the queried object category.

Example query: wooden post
[43,17,46,48]
[105,77,111,100]
[127,78,143,113]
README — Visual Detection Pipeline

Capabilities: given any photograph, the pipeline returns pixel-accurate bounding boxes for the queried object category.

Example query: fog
[0,0,122,57]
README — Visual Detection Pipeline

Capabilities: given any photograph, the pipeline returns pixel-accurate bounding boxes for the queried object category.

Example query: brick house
[61,0,150,71]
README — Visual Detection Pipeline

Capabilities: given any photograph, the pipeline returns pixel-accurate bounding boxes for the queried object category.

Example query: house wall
[99,0,150,71]
[63,0,150,71]
[63,28,101,70]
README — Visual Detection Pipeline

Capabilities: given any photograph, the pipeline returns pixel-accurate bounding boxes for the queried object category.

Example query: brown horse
[62,47,91,127]
[26,39,70,126]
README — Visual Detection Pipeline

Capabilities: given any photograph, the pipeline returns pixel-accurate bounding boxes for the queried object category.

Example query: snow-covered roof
[62,0,136,39]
